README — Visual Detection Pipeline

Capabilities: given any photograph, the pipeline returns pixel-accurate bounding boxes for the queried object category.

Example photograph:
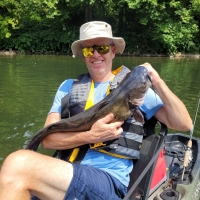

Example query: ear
[111,45,116,53]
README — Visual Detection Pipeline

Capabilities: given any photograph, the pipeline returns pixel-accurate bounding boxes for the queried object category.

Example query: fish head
[127,66,152,106]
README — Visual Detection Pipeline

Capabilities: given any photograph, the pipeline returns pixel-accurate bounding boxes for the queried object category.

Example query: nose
[92,49,101,57]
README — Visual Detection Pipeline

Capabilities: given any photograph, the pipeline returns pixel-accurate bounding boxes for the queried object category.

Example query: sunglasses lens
[82,47,94,57]
[96,45,110,54]
[82,45,110,57]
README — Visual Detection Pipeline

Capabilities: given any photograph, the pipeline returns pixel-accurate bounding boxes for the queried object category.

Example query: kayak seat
[126,117,168,200]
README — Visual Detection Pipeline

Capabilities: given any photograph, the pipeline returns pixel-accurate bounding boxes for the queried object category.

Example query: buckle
[90,142,106,149]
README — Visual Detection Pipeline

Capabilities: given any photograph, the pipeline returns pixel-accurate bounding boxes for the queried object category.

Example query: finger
[112,121,124,127]
[116,127,123,135]
[142,62,151,67]
[111,127,123,139]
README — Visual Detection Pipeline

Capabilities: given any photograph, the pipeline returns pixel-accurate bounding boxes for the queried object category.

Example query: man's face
[81,37,116,78]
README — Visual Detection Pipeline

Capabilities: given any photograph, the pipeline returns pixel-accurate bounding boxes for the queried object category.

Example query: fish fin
[94,101,110,112]
[132,108,144,123]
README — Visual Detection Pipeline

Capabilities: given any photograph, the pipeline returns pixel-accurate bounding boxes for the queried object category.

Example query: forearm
[42,113,124,150]
[141,62,192,131]
[41,131,90,150]
[42,113,89,149]
[154,78,192,131]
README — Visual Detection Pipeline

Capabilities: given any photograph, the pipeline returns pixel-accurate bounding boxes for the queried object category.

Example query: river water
[0,55,200,166]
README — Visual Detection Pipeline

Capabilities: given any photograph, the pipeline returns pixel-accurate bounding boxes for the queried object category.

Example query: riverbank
[1,50,200,59]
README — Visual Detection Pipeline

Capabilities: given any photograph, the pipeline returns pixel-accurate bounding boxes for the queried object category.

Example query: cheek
[82,57,86,63]
[111,50,116,59]
[83,57,90,64]
[112,52,116,59]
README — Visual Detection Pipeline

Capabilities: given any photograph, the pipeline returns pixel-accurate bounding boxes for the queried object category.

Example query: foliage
[124,0,199,54]
[0,19,78,52]
[0,0,199,54]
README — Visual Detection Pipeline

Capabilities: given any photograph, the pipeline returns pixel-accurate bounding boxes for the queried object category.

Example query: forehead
[81,37,111,47]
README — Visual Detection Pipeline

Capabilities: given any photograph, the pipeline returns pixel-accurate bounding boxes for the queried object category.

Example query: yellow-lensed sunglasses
[82,45,111,57]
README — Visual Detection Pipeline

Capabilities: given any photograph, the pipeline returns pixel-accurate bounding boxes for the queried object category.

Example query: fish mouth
[131,96,146,106]
[144,73,152,89]
[146,73,152,84]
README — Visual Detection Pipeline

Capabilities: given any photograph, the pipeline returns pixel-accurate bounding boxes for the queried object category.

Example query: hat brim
[71,37,125,58]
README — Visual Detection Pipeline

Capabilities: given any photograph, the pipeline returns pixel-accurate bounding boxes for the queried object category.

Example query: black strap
[61,94,70,119]
[53,147,88,164]
[118,137,141,150]
[73,148,88,164]
[122,123,144,135]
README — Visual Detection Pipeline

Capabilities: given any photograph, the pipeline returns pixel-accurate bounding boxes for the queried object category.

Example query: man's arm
[41,112,124,150]
[142,63,193,131]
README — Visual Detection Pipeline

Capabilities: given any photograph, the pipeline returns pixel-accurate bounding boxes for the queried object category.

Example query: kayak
[31,131,200,200]
[127,132,200,200]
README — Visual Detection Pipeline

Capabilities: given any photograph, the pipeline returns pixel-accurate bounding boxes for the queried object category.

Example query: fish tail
[25,140,40,151]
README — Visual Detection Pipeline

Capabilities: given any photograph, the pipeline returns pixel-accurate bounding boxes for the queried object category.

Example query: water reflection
[0,55,199,165]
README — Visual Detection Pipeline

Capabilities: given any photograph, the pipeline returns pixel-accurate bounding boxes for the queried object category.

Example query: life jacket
[59,66,145,163]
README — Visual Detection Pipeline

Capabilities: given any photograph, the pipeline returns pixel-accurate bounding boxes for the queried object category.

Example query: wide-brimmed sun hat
[71,21,125,58]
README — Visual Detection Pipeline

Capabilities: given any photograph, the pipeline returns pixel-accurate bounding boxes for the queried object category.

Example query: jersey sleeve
[48,79,74,114]
[139,88,163,120]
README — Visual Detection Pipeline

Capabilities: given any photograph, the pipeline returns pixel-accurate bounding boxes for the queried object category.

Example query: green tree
[124,0,199,54]
[0,0,60,39]
[0,0,20,39]
[0,0,199,54]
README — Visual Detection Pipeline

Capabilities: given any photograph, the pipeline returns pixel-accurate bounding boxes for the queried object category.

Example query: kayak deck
[148,133,200,200]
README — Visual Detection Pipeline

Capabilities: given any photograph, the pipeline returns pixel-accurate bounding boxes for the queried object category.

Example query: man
[0,21,192,200]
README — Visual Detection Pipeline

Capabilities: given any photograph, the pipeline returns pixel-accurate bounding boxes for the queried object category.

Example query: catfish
[25,66,152,151]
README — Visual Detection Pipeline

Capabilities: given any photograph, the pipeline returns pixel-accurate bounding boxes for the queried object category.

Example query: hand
[140,62,161,85]
[88,113,124,143]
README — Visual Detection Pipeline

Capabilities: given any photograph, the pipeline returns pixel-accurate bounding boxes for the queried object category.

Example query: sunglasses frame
[82,44,113,57]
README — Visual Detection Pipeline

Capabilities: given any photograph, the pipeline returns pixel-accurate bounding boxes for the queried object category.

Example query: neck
[92,72,115,82]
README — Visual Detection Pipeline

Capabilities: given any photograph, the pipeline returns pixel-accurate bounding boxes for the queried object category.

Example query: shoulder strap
[61,94,70,119]
[110,65,131,91]
[60,73,92,119]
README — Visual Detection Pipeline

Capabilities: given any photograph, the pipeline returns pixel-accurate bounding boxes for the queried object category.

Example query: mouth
[92,60,104,65]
